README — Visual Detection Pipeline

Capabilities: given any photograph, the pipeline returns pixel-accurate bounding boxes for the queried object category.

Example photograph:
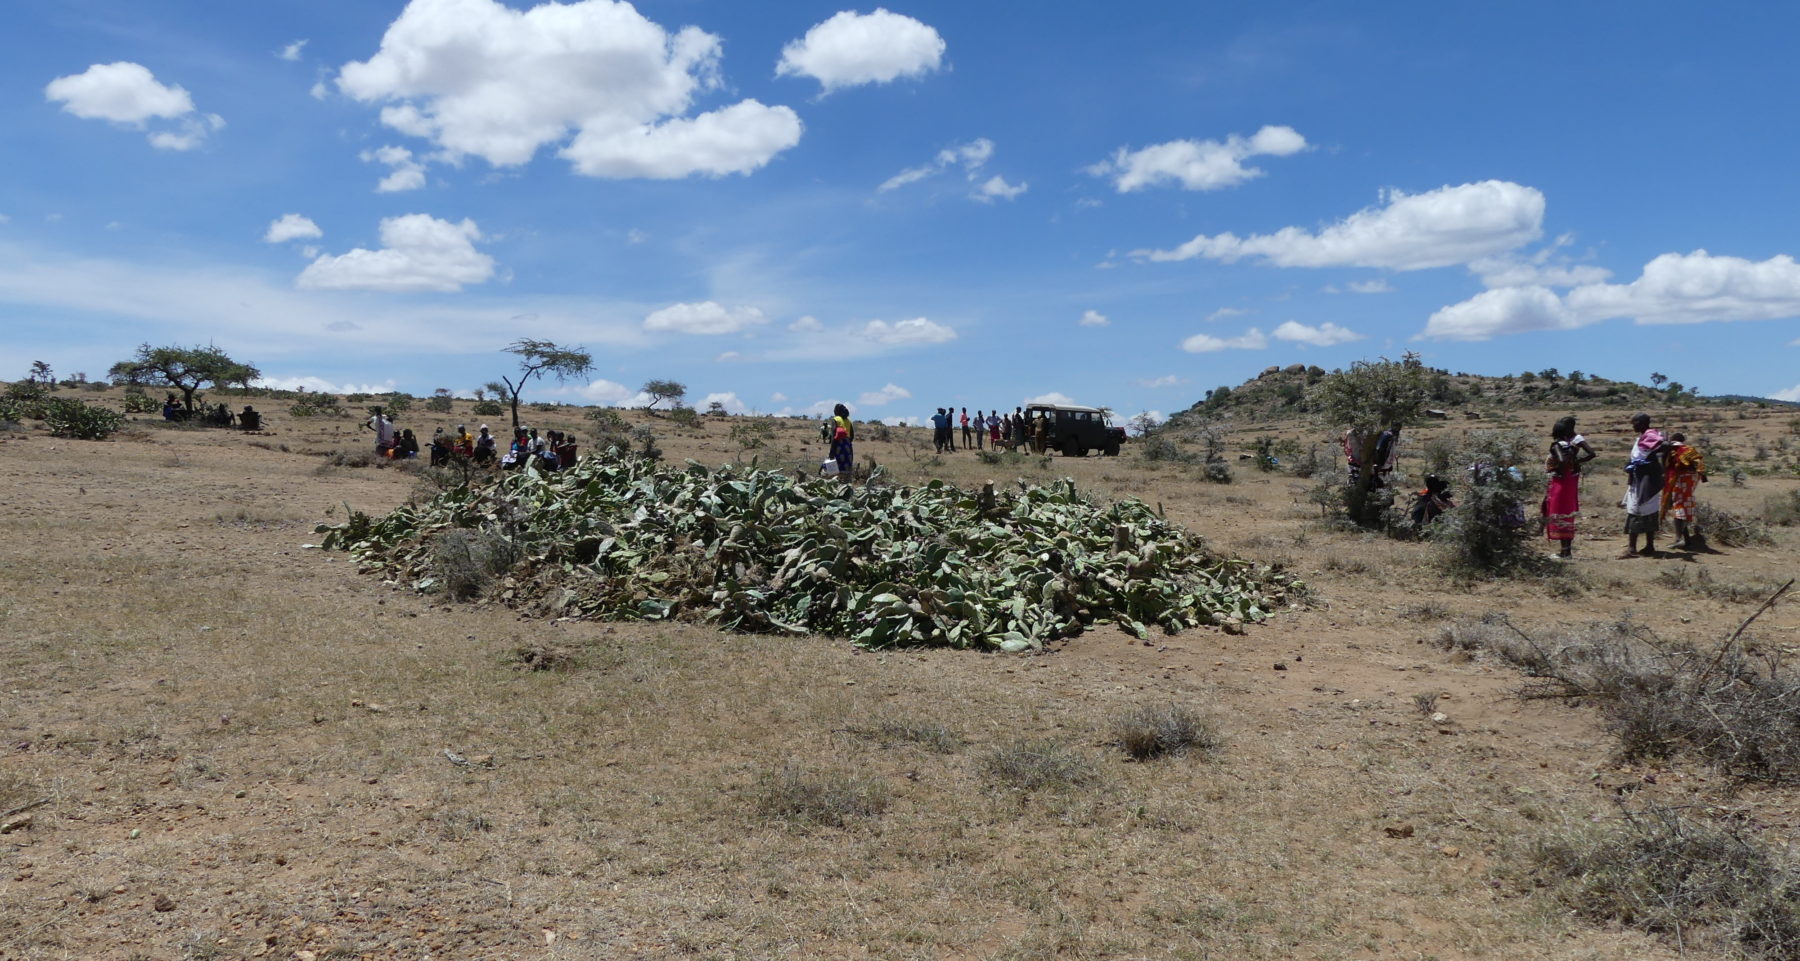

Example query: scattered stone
[1384,824,1415,838]
[152,893,176,912]
[1439,845,1461,858]
[1429,712,1449,724]
[0,814,30,834]
[1273,662,1288,671]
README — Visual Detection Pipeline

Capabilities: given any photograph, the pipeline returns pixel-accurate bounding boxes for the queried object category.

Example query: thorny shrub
[1527,803,1800,959]
[1437,611,1800,781]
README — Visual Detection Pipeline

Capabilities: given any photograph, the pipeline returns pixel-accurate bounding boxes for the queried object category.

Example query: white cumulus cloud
[255,375,396,394]
[862,317,956,346]
[1138,375,1184,389]
[1345,279,1393,294]
[857,382,912,406]
[643,301,768,335]
[879,138,1021,202]
[264,214,323,244]
[1770,385,1800,402]
[776,9,946,92]
[1137,180,1544,271]
[296,214,496,293]
[701,391,749,414]
[1090,125,1307,193]
[1423,250,1800,342]
[975,175,1027,202]
[578,379,649,406]
[1180,327,1268,353]
[46,62,223,150]
[362,145,426,192]
[1272,320,1362,347]
[1079,309,1110,327]
[279,40,309,62]
[1469,254,1612,289]
[1026,392,1077,406]
[337,0,802,179]
[788,315,824,332]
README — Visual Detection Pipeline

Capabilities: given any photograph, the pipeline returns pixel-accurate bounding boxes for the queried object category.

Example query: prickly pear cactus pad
[319,457,1295,650]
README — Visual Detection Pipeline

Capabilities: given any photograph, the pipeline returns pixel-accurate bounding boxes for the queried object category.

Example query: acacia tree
[492,339,594,430]
[1309,353,1431,527]
[108,344,260,413]
[641,378,686,411]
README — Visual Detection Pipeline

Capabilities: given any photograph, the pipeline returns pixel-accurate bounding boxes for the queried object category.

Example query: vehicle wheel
[1104,440,1120,456]
[1075,445,1089,457]
[1062,439,1080,457]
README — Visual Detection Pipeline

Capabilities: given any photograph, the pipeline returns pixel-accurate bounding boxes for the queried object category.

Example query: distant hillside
[1166,363,1774,429]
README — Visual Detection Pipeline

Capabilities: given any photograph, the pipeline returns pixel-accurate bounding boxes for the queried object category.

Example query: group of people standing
[364,407,577,472]
[1543,412,1707,560]
[929,406,1045,454]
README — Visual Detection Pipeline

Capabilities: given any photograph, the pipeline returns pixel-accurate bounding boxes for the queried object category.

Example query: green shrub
[425,390,455,413]
[1429,430,1550,577]
[668,405,701,429]
[42,397,126,439]
[119,391,158,413]
[470,399,504,417]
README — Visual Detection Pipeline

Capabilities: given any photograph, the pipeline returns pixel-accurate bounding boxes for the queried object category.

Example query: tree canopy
[1309,354,1431,527]
[108,344,259,412]
[641,379,687,411]
[493,339,594,429]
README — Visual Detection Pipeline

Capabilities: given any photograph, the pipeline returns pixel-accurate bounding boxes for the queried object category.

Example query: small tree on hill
[1310,353,1431,527]
[1651,372,1668,388]
[28,361,54,386]
[108,344,260,413]
[492,339,594,430]
[641,378,686,411]
[425,388,454,413]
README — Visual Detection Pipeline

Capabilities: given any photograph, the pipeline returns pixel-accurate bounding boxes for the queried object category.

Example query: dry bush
[846,715,961,754]
[979,739,1096,791]
[1692,503,1774,547]
[752,764,889,828]
[1528,803,1800,958]
[1763,490,1800,527]
[1112,703,1219,761]
[430,528,521,600]
[1438,611,1800,781]
[1657,566,1789,604]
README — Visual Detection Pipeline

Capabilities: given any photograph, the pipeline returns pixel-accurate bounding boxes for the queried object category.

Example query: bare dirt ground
[3,396,1797,960]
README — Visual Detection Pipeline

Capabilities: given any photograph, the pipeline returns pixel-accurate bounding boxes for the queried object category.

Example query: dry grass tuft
[1112,703,1219,761]
[846,714,961,754]
[752,764,890,828]
[504,642,580,672]
[979,738,1097,790]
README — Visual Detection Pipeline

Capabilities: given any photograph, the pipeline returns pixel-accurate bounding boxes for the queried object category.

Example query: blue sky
[5,0,1799,424]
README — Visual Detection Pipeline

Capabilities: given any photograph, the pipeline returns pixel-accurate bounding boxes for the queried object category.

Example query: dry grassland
[2,396,1797,960]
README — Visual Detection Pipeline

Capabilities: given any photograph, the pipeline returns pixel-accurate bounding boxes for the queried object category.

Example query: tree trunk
[1347,433,1384,527]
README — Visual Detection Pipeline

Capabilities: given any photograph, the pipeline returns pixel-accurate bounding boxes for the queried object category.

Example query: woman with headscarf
[1543,416,1596,559]
[1622,413,1669,558]
[1662,432,1707,549]
[829,403,855,478]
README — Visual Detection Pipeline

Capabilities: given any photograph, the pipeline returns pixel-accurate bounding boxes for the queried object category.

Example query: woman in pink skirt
[1543,416,1596,558]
